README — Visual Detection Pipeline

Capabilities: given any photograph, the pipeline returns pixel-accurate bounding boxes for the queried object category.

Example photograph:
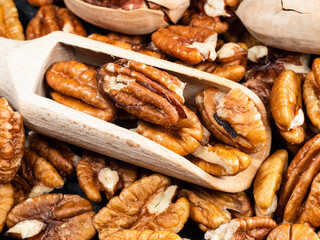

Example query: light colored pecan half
[47,61,116,122]
[195,88,266,153]
[0,98,24,184]
[25,5,87,40]
[271,70,305,144]
[101,230,182,240]
[152,25,218,65]
[136,106,203,156]
[267,224,319,240]
[253,149,288,218]
[0,183,14,233]
[179,187,252,232]
[192,143,251,176]
[93,174,189,239]
[204,217,277,240]
[77,150,138,202]
[97,59,186,127]
[0,0,24,40]
[6,193,95,240]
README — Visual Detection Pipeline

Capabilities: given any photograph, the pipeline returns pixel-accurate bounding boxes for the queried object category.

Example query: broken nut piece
[0,98,24,184]
[97,59,186,127]
[93,174,189,239]
[152,25,218,65]
[195,88,267,153]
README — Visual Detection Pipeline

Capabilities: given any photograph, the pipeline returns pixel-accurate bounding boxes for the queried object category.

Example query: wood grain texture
[236,0,320,54]
[0,31,271,192]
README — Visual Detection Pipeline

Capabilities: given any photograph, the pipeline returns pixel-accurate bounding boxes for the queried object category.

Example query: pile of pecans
[2,0,320,239]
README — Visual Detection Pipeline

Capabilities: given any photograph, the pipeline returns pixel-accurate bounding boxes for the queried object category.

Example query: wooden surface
[0,31,271,192]
[64,0,189,35]
[236,0,320,54]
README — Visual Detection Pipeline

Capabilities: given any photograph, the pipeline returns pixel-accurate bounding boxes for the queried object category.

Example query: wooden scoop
[64,0,189,35]
[0,32,271,192]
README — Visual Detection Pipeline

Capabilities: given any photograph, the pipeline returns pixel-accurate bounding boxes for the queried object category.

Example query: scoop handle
[0,38,27,108]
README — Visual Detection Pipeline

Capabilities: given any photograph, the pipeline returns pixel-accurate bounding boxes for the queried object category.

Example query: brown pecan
[277,134,320,224]
[26,5,87,40]
[271,70,305,144]
[217,42,248,67]
[0,98,24,184]
[0,0,25,40]
[152,25,218,65]
[136,106,203,156]
[27,0,62,7]
[204,217,277,240]
[93,174,190,239]
[46,61,116,122]
[10,174,31,205]
[312,58,320,88]
[97,59,186,127]
[195,88,267,153]
[253,149,288,218]
[267,224,319,240]
[29,134,75,178]
[77,150,138,202]
[5,193,96,239]
[192,143,251,176]
[0,183,14,233]
[101,230,182,240]
[179,187,252,232]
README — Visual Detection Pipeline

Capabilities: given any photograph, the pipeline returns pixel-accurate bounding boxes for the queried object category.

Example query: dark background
[0,1,205,239]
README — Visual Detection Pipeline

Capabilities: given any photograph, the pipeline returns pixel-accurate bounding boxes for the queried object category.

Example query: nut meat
[0,0,24,40]
[0,98,24,184]
[152,25,218,65]
[6,193,96,239]
[195,88,267,153]
[47,61,116,122]
[26,5,87,40]
[97,59,186,127]
[179,187,252,231]
[136,106,203,156]
[77,151,138,202]
[0,183,14,233]
[267,224,319,240]
[101,230,182,240]
[93,174,189,239]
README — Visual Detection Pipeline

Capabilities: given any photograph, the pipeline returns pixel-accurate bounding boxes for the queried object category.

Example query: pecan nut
[179,187,252,232]
[47,61,116,122]
[101,230,182,240]
[253,149,288,218]
[5,193,96,239]
[195,88,267,153]
[77,150,138,202]
[0,98,25,184]
[10,174,31,205]
[267,224,319,240]
[277,134,320,224]
[0,183,14,233]
[192,143,251,176]
[27,0,62,7]
[204,217,277,240]
[93,174,190,239]
[136,106,203,156]
[26,5,87,40]
[270,70,305,144]
[152,25,218,65]
[97,59,186,127]
[0,0,25,40]
[204,0,239,18]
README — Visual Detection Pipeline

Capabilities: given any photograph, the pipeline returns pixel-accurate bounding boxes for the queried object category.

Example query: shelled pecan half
[267,224,319,240]
[0,183,14,233]
[102,230,182,240]
[97,59,186,127]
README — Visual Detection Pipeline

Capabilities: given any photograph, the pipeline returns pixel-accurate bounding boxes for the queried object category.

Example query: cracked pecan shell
[0,98,24,184]
[204,217,277,240]
[6,193,95,240]
[93,174,189,239]
[0,0,24,40]
[195,88,266,153]
[26,5,87,40]
[47,61,116,122]
[97,59,186,127]
[77,151,138,202]
[267,224,319,240]
[136,106,203,156]
[0,183,14,233]
[152,25,218,65]
[179,187,252,232]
